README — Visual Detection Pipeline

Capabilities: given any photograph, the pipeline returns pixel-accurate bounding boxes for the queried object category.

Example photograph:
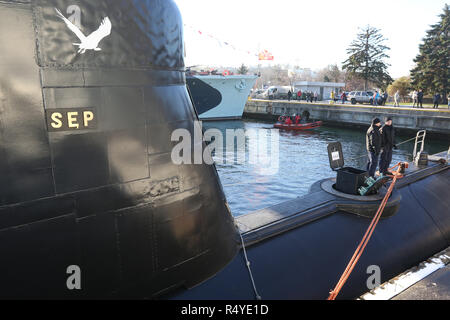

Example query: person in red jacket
[295,115,301,124]
[285,116,292,125]
[297,90,302,101]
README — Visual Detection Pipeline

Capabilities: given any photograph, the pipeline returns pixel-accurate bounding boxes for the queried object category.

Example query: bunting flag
[184,24,274,61]
[258,50,274,61]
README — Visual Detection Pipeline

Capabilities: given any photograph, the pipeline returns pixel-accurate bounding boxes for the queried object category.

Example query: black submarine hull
[0,0,239,299]
[171,164,450,300]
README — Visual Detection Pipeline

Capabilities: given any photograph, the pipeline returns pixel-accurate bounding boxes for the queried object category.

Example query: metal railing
[413,130,427,162]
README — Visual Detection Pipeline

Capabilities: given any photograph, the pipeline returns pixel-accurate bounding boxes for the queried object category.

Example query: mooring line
[346,136,417,162]
[237,224,262,300]
[327,163,406,300]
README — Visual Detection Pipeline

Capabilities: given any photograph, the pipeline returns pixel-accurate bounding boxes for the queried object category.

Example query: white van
[265,86,293,100]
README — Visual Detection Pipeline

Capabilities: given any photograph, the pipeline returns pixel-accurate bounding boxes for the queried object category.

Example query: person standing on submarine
[379,117,397,176]
[366,118,382,178]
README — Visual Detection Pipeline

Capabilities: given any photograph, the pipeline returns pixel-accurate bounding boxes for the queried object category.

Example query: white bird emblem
[55,8,112,54]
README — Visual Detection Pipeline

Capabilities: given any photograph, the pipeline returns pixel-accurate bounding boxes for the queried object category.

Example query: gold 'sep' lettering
[46,108,97,132]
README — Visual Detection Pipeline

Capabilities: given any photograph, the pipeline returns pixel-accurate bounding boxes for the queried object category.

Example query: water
[203,120,449,217]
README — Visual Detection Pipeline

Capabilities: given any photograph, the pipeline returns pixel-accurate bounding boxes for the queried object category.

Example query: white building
[293,81,346,101]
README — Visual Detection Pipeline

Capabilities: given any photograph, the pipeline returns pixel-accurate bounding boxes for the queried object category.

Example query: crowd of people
[287,90,319,103]
[284,88,449,109]
[371,91,389,106]
[394,90,449,109]
[365,90,449,109]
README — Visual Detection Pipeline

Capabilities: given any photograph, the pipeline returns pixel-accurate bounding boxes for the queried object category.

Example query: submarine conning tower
[0,0,238,298]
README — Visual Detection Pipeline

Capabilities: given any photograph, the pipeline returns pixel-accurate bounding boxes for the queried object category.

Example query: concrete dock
[244,99,450,136]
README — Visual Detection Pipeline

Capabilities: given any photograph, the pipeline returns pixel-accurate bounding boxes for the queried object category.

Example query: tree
[387,76,411,101]
[316,64,345,83]
[410,4,449,97]
[342,26,393,90]
[237,63,249,75]
[327,64,343,83]
[343,73,368,91]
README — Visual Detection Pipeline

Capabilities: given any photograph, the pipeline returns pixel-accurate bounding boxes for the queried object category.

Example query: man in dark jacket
[383,92,388,105]
[433,93,441,109]
[366,118,382,177]
[341,91,347,104]
[379,117,397,175]
[417,90,424,108]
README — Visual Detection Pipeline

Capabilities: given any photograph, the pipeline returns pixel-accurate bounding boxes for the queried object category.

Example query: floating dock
[394,263,450,300]
[361,246,450,300]
[244,99,450,136]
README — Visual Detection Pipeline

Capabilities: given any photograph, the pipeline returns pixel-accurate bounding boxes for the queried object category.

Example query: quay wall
[244,99,450,136]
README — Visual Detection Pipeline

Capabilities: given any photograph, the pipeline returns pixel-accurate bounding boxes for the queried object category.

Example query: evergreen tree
[410,4,449,97]
[237,64,249,75]
[342,26,393,90]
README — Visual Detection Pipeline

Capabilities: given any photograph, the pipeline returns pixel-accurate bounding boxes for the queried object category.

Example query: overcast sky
[174,0,447,78]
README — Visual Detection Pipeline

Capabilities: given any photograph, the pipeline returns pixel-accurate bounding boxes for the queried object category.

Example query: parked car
[347,91,375,105]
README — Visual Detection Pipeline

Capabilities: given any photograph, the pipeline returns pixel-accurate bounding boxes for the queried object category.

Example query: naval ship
[186,68,258,120]
[0,0,449,300]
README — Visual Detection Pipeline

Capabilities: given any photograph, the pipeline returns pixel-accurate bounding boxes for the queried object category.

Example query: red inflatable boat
[274,121,323,131]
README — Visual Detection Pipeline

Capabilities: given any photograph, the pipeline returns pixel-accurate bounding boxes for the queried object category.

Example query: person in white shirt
[412,90,418,108]
[394,90,400,107]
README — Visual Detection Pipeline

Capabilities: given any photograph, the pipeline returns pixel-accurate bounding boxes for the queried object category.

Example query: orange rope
[327,163,406,300]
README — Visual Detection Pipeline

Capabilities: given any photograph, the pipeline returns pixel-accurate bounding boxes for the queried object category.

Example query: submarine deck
[236,151,449,246]
[172,150,449,300]
[235,150,450,299]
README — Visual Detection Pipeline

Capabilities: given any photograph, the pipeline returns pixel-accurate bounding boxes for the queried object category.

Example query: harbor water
[203,120,448,217]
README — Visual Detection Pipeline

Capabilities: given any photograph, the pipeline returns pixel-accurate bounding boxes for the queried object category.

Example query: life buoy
[222,70,230,76]
[278,116,286,122]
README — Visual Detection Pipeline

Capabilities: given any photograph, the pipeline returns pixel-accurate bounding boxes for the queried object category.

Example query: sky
[174,0,447,79]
